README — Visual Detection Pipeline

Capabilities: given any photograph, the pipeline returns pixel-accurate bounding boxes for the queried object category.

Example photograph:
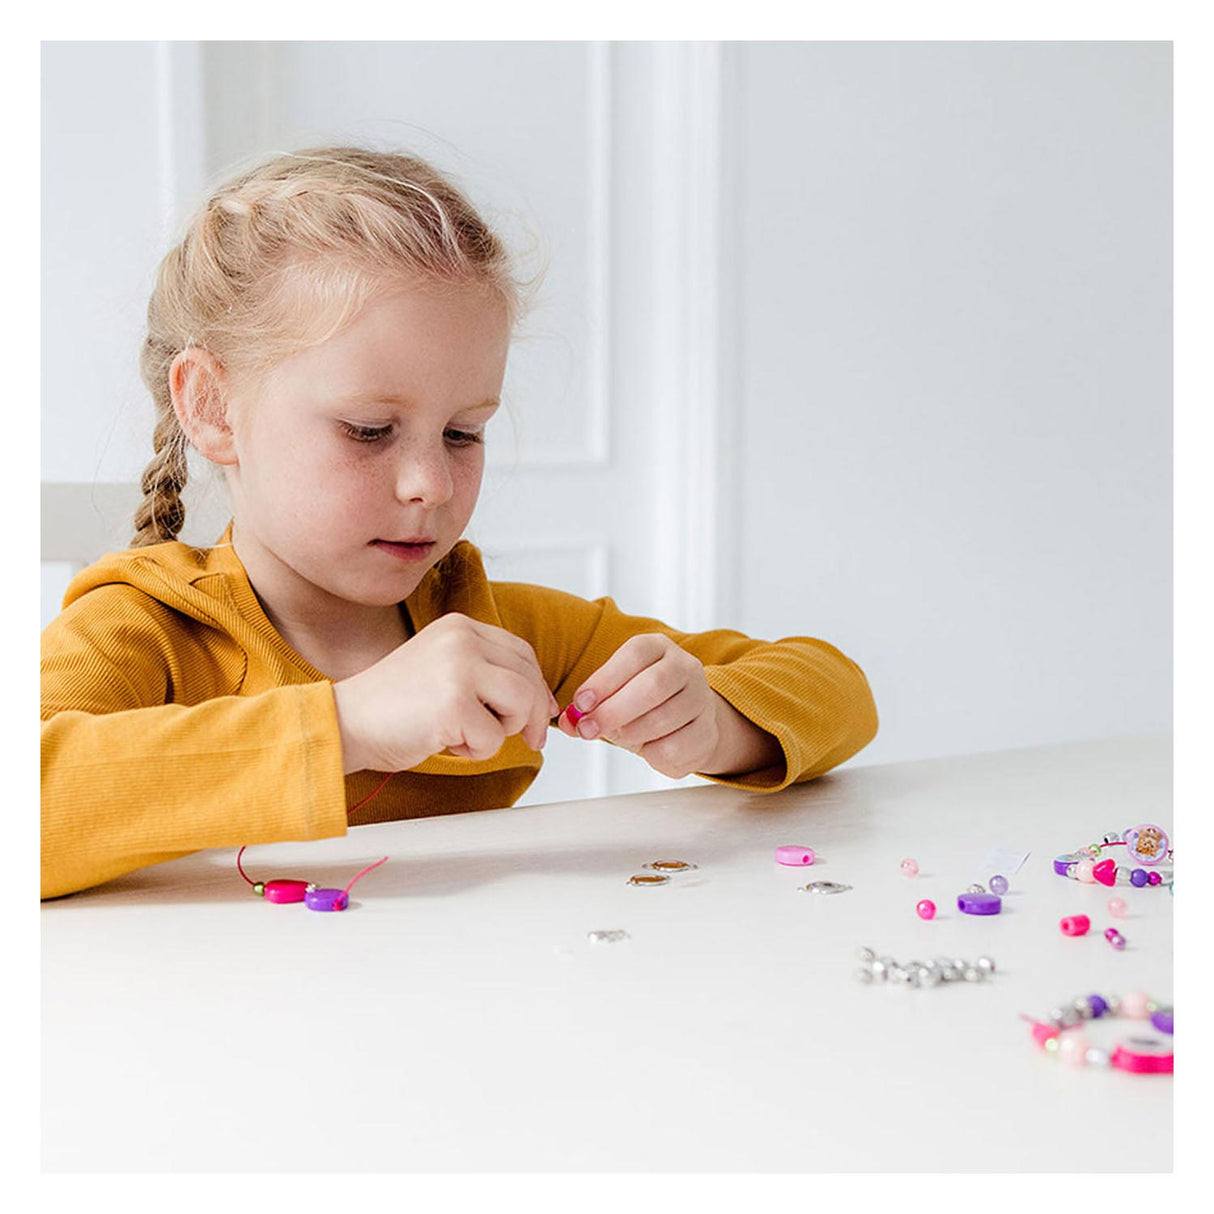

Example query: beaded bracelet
[1022,991,1173,1074]
[1054,824,1173,889]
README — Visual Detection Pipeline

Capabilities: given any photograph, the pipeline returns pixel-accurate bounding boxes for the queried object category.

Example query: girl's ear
[169,348,239,465]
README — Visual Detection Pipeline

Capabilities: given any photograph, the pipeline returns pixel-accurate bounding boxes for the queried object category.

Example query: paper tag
[980,846,1030,876]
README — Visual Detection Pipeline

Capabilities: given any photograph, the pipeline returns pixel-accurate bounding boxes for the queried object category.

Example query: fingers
[466,664,553,757]
[558,637,698,746]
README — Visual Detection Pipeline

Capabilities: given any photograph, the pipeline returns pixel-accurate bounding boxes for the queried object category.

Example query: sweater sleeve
[41,588,349,900]
[491,583,879,792]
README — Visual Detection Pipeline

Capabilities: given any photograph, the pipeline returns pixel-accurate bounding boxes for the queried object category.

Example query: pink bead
[775,845,815,866]
[1107,897,1127,918]
[900,858,919,877]
[1122,989,1151,1019]
[1059,914,1090,936]
[916,899,936,920]
[1058,1032,1090,1066]
[1147,871,1161,886]
[1075,859,1096,883]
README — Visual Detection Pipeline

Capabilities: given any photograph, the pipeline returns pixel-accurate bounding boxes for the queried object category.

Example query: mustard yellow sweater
[41,534,878,899]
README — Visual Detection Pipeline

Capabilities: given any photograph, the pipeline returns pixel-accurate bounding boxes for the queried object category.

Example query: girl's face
[225,281,510,612]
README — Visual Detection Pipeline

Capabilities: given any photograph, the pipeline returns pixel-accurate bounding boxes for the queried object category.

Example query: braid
[131,403,189,547]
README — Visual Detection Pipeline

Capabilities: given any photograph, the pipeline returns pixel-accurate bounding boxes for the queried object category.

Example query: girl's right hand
[331,613,560,774]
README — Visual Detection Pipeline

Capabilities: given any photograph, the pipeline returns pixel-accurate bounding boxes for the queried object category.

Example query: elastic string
[349,771,394,815]
[343,855,389,897]
[236,845,254,886]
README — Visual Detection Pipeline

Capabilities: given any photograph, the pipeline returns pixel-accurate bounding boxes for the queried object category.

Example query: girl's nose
[394,444,454,506]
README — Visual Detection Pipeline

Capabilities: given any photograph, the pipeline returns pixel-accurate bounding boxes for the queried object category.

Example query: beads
[1121,989,1151,1019]
[957,891,1001,915]
[855,947,995,987]
[1027,991,1174,1074]
[1054,829,1173,889]
[1108,897,1127,917]
[1060,914,1091,936]
[1104,928,1126,950]
[966,883,985,894]
[916,899,936,920]
[988,874,1009,895]
[775,846,814,866]
[899,858,919,877]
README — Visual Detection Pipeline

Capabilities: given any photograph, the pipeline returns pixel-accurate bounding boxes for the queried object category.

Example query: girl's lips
[372,540,436,561]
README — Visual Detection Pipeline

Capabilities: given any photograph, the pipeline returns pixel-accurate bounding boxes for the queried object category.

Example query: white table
[41,736,1173,1172]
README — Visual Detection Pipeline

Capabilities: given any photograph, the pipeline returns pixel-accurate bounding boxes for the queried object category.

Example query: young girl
[41,146,879,901]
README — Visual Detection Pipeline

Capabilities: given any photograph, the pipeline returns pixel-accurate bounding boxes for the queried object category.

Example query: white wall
[41,41,1171,787]
[729,42,1171,764]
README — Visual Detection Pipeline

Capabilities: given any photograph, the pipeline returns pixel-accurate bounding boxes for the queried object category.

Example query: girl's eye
[444,429,484,447]
[341,422,393,443]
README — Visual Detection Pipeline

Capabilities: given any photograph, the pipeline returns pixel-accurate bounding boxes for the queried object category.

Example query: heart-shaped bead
[1093,858,1117,886]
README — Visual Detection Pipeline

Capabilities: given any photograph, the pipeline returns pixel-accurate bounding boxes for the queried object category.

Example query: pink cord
[342,855,389,897]
[349,772,393,815]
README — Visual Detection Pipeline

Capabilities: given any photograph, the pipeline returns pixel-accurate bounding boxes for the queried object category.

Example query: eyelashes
[339,422,484,447]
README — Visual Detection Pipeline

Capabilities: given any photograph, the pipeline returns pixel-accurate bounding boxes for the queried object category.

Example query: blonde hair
[132,145,529,547]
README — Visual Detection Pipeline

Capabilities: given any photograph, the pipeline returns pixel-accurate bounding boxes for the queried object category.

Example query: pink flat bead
[775,846,815,866]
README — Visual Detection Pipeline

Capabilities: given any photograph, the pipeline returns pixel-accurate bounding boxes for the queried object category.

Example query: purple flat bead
[1150,1007,1173,1035]
[1054,854,1080,875]
[304,887,349,912]
[956,891,1002,915]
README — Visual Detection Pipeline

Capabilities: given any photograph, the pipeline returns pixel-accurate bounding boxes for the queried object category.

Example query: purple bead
[989,874,1009,895]
[1150,1007,1173,1035]
[957,891,1002,915]
[1130,868,1149,887]
[1087,995,1109,1018]
[304,887,349,912]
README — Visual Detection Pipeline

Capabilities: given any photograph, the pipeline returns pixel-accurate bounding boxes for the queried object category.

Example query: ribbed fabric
[42,531,878,899]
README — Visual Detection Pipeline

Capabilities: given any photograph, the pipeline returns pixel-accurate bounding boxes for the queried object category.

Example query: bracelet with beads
[1024,991,1173,1073]
[854,947,996,987]
[1054,825,1173,890]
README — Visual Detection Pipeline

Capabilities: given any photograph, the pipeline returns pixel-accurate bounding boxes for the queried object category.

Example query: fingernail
[575,689,596,711]
[578,718,600,739]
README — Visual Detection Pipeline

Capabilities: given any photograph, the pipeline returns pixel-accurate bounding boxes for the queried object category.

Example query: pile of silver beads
[854,946,996,987]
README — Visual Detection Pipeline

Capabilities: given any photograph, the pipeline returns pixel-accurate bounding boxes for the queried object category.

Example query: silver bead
[963,966,982,982]
[1085,1047,1111,1068]
[1115,866,1131,884]
[976,956,996,976]
[1103,831,1121,846]
[920,964,943,987]
[871,957,890,982]
[892,965,914,985]
[967,883,985,894]
[1106,996,1122,1016]
[934,957,959,981]
[854,966,875,984]
[1072,996,1095,1019]
[856,946,876,964]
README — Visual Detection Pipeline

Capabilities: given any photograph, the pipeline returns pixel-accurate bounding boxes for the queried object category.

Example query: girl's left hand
[555,634,721,779]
